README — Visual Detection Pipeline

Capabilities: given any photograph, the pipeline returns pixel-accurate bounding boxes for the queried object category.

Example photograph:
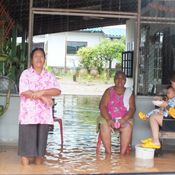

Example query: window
[67,41,87,55]
[122,51,133,77]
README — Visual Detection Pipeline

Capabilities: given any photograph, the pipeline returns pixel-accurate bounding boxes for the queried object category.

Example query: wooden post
[133,0,141,95]
[27,0,34,67]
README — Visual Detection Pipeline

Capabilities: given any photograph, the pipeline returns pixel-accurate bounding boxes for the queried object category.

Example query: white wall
[47,33,66,67]
[124,19,135,88]
[132,96,154,146]
[0,95,19,145]
[126,19,135,51]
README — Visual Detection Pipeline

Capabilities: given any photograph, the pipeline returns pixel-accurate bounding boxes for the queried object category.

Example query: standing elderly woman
[98,71,136,155]
[18,48,61,165]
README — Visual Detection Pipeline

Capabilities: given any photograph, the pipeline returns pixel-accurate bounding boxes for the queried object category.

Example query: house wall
[124,19,135,88]
[47,33,66,67]
[126,19,135,51]
[0,94,19,145]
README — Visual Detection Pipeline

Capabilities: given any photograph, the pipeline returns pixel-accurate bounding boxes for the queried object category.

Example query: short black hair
[30,48,46,60]
[167,85,173,90]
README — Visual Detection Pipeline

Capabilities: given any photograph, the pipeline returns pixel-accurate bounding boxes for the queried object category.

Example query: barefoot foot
[21,156,30,166]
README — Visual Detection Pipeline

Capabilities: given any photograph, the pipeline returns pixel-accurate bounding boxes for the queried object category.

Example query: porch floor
[1,145,175,175]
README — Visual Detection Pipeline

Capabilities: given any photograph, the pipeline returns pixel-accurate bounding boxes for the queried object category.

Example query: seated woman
[97,71,136,155]
[141,72,175,149]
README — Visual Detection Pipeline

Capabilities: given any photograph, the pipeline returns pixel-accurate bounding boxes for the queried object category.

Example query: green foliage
[77,37,125,78]
[45,65,53,73]
[0,105,3,115]
[0,25,28,116]
[0,42,28,89]
[77,47,96,73]
[0,42,28,85]
[96,38,125,63]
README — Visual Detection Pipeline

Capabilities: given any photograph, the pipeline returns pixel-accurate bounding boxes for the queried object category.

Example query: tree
[95,38,125,78]
[77,37,125,77]
[77,47,95,73]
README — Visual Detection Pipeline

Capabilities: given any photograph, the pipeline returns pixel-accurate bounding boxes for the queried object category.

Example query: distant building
[33,26,126,70]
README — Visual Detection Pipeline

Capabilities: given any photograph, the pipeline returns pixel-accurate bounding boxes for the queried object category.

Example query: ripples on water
[46,95,120,174]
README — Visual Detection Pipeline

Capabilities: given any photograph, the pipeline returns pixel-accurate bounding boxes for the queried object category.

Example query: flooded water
[46,95,120,174]
[1,95,175,174]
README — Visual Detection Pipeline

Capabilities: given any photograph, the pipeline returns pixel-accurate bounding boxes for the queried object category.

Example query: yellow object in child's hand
[138,112,147,121]
[168,107,175,119]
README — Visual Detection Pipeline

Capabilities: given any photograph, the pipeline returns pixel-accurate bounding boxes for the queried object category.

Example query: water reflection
[46,95,121,174]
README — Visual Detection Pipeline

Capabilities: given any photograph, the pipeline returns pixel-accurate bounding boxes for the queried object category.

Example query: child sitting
[139,86,175,121]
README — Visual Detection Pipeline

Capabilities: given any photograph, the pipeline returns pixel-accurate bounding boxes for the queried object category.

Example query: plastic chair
[53,117,63,149]
[96,134,102,154]
[52,99,63,150]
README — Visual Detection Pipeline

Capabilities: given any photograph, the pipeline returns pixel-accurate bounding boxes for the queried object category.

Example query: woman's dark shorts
[162,116,175,131]
[18,124,50,157]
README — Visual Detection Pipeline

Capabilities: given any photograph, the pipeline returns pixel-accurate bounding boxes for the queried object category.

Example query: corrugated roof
[81,26,125,38]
